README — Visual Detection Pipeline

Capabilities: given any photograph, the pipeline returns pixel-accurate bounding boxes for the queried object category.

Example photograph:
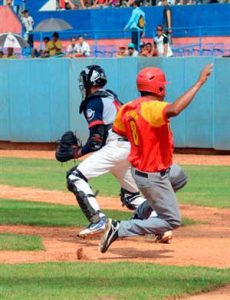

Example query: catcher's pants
[75,140,145,214]
[118,165,184,237]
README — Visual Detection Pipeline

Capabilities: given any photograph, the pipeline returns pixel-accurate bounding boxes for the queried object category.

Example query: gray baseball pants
[118,164,186,237]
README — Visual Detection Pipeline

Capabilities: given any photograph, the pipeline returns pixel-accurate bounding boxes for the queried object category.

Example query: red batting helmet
[136,67,168,98]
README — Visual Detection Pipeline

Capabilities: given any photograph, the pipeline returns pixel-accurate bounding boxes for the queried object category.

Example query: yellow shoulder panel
[141,101,168,127]
[114,107,126,134]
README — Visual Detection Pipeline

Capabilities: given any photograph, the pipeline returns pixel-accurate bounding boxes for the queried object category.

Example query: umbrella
[34,18,73,32]
[0,33,28,49]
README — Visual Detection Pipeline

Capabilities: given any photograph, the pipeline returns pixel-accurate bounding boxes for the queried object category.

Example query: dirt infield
[0,150,230,299]
[0,184,230,269]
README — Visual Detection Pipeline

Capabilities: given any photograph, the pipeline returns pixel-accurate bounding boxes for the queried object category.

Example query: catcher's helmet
[136,67,168,98]
[79,65,107,93]
[78,65,107,113]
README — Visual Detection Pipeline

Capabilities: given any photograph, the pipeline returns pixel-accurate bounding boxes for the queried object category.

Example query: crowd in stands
[31,33,91,58]
[57,0,228,10]
[0,0,175,59]
[0,47,17,58]
[0,28,175,59]
[0,0,228,12]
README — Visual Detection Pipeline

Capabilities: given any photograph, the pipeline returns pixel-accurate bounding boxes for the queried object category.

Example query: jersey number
[129,120,139,146]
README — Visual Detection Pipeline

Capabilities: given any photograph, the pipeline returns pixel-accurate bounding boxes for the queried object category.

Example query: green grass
[1,157,230,208]
[177,165,230,208]
[0,199,132,227]
[0,157,119,195]
[0,262,229,300]
[0,233,44,251]
[0,199,194,227]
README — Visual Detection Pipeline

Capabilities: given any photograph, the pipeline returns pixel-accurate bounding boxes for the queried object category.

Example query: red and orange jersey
[113,97,174,172]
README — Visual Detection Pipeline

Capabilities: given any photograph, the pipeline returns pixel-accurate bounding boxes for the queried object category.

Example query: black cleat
[100,219,119,253]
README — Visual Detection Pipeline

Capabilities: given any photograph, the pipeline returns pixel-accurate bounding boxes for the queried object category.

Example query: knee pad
[120,188,144,211]
[66,167,100,223]
[66,167,88,192]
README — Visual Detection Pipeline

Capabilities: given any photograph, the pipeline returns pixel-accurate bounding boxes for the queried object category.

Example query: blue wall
[28,4,230,39]
[0,57,230,150]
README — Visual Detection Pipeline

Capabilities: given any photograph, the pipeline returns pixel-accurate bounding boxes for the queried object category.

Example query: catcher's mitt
[55,131,82,163]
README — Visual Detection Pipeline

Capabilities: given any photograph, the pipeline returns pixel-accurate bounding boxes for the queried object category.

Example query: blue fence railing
[30,27,230,58]
[32,26,230,42]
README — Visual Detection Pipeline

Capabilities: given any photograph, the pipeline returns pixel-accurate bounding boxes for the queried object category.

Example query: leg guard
[120,188,145,211]
[66,167,100,223]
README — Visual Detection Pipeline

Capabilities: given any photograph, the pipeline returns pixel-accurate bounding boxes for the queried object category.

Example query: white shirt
[76,41,90,57]
[21,16,34,32]
[66,44,78,54]
[154,34,173,57]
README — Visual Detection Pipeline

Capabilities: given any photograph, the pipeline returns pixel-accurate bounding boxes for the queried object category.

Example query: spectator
[177,0,194,4]
[116,45,127,57]
[0,50,4,58]
[146,42,158,56]
[5,0,12,7]
[153,25,173,57]
[21,10,34,48]
[124,0,145,51]
[46,32,63,57]
[59,0,68,9]
[93,0,109,7]
[32,37,50,58]
[4,47,17,58]
[162,0,172,44]
[60,0,86,9]
[158,0,176,5]
[76,36,90,57]
[126,42,139,56]
[109,0,120,6]
[139,41,147,56]
[149,0,157,5]
[63,0,76,9]
[72,0,87,8]
[64,0,72,8]
[120,0,128,5]
[66,37,78,57]
[139,42,158,56]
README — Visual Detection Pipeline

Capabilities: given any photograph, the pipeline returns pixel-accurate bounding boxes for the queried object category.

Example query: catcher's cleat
[154,230,173,244]
[78,217,107,238]
[100,219,119,253]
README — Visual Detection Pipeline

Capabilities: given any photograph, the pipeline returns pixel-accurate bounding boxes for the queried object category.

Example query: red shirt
[113,97,174,172]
